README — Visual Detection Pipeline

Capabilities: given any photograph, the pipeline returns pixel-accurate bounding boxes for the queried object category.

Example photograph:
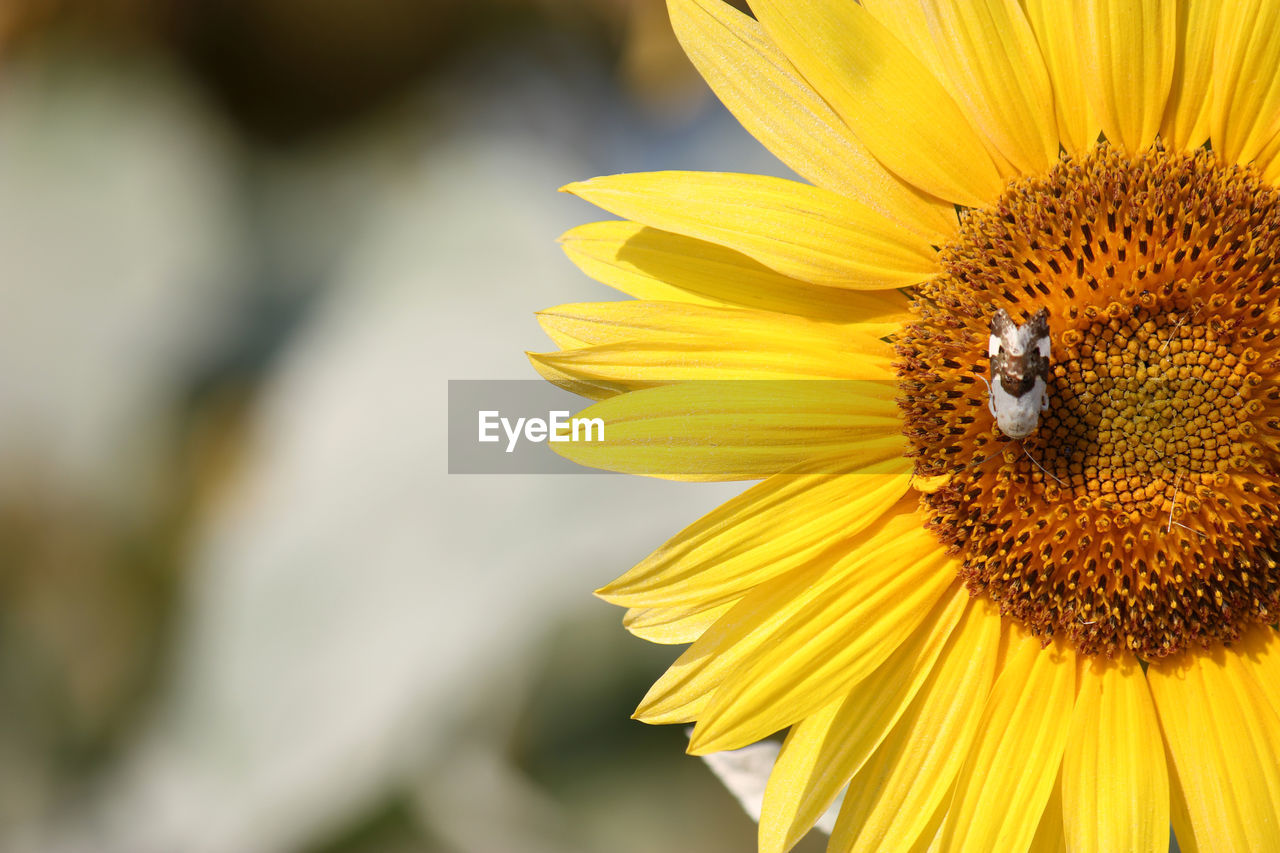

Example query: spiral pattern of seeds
[898,142,1280,658]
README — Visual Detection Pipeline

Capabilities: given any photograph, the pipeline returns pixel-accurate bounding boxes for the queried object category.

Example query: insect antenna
[1165,471,1183,534]
[1022,444,1065,486]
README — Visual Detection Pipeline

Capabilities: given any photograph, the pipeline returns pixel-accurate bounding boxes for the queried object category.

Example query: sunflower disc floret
[900,142,1280,658]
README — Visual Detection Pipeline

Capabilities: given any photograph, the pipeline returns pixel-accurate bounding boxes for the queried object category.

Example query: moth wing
[1028,308,1051,359]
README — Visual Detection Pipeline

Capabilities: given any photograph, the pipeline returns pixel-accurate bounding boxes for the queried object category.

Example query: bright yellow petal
[1027,772,1067,853]
[907,794,951,853]
[850,0,1016,178]
[749,0,1005,207]
[1234,624,1280,716]
[528,356,621,401]
[1160,0,1220,150]
[636,499,919,725]
[687,513,956,753]
[1211,0,1280,174]
[879,0,1058,176]
[1060,655,1169,853]
[1168,735,1201,853]
[623,601,733,644]
[829,597,1002,853]
[563,172,939,289]
[858,1,946,89]
[550,380,906,481]
[1263,148,1280,184]
[635,566,818,725]
[531,301,897,385]
[757,584,968,853]
[599,460,911,609]
[757,698,843,853]
[667,0,957,242]
[559,221,915,329]
[1021,0,1099,154]
[530,342,881,388]
[937,627,1076,852]
[1075,0,1177,156]
[1148,646,1280,851]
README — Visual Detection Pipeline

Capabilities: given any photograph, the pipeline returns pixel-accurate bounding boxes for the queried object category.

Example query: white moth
[987,307,1051,439]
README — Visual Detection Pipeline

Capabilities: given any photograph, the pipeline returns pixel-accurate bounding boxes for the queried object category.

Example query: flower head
[535,1,1280,850]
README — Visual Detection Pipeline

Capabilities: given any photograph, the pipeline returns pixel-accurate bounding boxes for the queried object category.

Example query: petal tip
[594,586,625,604]
[912,472,953,494]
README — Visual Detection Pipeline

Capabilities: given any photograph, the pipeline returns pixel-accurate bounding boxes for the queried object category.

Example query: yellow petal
[1168,747,1201,853]
[599,459,911,609]
[563,172,939,289]
[858,1,945,73]
[749,0,1005,207]
[1075,0,1177,156]
[528,356,621,401]
[757,584,968,853]
[636,562,826,726]
[1027,772,1067,853]
[667,0,957,242]
[1148,646,1280,851]
[1263,149,1280,185]
[911,472,952,494]
[756,698,843,853]
[828,597,1001,853]
[1211,0,1280,173]
[1161,0,1221,150]
[937,628,1076,852]
[635,496,918,721]
[907,796,951,853]
[531,301,897,385]
[1060,656,1169,853]
[550,380,905,481]
[529,344,883,387]
[635,500,921,725]
[623,601,733,644]
[883,0,1059,176]
[1021,0,1099,153]
[560,221,915,329]
[687,513,956,753]
[1234,624,1280,716]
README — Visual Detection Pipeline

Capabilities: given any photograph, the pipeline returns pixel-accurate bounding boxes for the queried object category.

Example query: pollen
[897,142,1280,658]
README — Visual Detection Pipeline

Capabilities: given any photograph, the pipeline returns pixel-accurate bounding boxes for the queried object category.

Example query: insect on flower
[987,307,1050,439]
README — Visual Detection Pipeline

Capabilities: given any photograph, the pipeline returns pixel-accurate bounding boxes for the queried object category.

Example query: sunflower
[532,1,1280,850]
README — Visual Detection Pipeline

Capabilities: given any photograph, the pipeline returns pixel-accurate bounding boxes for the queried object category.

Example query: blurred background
[0,0,829,851]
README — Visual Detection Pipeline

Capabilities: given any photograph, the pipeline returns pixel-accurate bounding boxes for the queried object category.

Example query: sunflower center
[898,141,1280,659]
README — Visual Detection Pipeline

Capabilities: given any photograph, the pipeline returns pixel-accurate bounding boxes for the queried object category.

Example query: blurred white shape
[699,739,842,837]
[0,49,244,515]
[701,738,778,827]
